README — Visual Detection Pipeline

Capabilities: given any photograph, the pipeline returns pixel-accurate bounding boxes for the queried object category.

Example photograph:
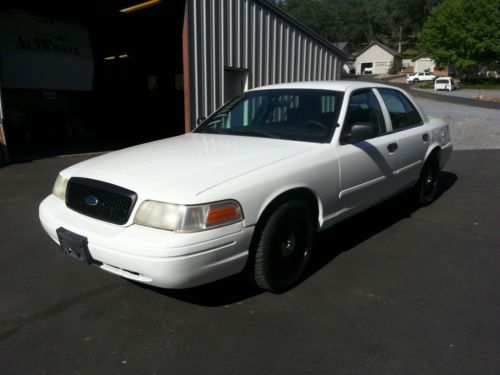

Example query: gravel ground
[415,97,500,150]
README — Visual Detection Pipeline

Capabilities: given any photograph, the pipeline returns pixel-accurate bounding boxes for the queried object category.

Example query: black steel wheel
[415,156,439,206]
[250,200,314,293]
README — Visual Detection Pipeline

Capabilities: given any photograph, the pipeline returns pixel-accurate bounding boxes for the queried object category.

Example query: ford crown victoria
[39,81,452,293]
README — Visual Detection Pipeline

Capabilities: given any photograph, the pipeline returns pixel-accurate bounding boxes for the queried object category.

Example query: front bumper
[39,195,254,288]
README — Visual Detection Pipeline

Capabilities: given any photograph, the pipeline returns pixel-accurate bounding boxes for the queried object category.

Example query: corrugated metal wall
[187,0,345,128]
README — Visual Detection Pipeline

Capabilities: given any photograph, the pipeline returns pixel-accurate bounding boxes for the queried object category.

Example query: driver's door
[335,89,400,213]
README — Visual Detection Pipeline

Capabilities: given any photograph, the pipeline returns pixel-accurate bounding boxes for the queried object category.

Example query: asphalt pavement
[1,150,499,374]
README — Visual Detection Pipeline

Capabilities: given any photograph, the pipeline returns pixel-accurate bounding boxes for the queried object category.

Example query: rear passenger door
[335,89,400,212]
[377,88,429,187]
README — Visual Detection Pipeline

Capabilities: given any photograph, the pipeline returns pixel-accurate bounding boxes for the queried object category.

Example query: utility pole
[398,25,402,53]
[367,16,373,43]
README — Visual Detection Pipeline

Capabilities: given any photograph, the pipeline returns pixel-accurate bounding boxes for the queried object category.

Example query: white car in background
[434,77,458,91]
[407,72,436,83]
[39,81,452,293]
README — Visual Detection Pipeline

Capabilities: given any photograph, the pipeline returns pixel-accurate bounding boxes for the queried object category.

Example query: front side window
[378,88,423,130]
[340,89,385,143]
[194,89,344,143]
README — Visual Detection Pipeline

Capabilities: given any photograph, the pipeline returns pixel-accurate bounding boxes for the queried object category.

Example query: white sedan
[39,81,452,293]
[407,72,436,83]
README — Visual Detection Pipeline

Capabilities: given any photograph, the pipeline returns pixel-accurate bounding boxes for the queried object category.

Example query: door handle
[422,133,429,142]
[387,143,398,153]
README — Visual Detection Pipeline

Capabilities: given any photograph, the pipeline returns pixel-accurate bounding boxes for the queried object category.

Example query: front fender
[255,185,325,229]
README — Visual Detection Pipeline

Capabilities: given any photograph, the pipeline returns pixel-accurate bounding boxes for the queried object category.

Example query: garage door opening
[361,62,373,75]
[0,0,186,162]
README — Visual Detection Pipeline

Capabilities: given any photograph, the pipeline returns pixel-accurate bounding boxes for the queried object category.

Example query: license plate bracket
[56,227,93,265]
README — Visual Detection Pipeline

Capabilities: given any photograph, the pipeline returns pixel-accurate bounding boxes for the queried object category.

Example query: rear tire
[414,155,439,206]
[249,201,314,293]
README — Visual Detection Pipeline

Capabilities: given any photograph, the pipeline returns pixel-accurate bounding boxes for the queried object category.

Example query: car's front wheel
[414,78,419,83]
[249,200,314,293]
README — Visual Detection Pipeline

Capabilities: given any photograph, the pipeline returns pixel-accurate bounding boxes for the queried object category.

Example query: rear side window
[378,88,423,130]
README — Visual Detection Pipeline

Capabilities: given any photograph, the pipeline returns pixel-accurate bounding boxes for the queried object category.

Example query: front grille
[66,177,138,225]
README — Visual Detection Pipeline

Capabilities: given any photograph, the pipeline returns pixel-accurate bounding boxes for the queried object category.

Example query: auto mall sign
[0,10,93,91]
[16,36,80,56]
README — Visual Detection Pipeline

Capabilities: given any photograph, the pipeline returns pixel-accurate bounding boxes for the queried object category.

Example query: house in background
[402,58,415,73]
[412,54,436,72]
[353,41,402,75]
[334,42,353,74]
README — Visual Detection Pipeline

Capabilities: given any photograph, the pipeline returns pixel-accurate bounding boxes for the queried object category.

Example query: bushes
[389,59,402,75]
[459,79,500,90]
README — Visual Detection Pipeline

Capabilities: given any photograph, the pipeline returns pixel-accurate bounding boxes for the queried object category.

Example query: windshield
[194,89,344,143]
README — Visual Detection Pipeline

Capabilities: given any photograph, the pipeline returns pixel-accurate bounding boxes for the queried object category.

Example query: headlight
[133,200,243,232]
[52,174,69,201]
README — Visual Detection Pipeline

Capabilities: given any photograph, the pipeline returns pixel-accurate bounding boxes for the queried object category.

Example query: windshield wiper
[232,129,282,139]
[195,127,226,134]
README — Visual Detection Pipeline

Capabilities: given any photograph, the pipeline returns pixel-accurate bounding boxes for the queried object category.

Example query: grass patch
[460,82,500,90]
[415,82,434,89]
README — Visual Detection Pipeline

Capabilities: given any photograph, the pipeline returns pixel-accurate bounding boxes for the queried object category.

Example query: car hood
[63,133,319,201]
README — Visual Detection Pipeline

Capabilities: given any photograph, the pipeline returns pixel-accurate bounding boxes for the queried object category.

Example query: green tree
[281,0,341,42]
[420,0,500,72]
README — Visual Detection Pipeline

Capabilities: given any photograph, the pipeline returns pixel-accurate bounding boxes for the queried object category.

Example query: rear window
[435,78,449,84]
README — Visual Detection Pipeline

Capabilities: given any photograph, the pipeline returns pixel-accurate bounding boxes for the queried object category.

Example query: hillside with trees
[277,0,444,56]
[274,0,499,77]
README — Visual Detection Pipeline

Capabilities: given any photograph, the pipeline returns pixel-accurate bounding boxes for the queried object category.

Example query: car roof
[249,80,395,93]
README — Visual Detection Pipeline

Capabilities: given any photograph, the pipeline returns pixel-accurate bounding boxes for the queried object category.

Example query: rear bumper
[440,142,453,169]
[39,195,254,288]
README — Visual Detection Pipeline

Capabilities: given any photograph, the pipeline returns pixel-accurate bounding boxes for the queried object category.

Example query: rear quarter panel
[426,116,452,168]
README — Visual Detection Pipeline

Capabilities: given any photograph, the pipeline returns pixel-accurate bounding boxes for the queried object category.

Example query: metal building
[184,0,347,130]
[0,0,346,164]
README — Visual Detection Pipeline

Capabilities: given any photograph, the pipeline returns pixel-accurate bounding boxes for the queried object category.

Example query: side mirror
[197,117,206,125]
[347,122,378,143]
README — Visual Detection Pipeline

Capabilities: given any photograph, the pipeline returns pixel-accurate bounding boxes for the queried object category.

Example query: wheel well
[257,188,320,232]
[427,146,441,166]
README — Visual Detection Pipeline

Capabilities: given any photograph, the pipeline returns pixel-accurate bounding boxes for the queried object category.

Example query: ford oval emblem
[84,195,99,206]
